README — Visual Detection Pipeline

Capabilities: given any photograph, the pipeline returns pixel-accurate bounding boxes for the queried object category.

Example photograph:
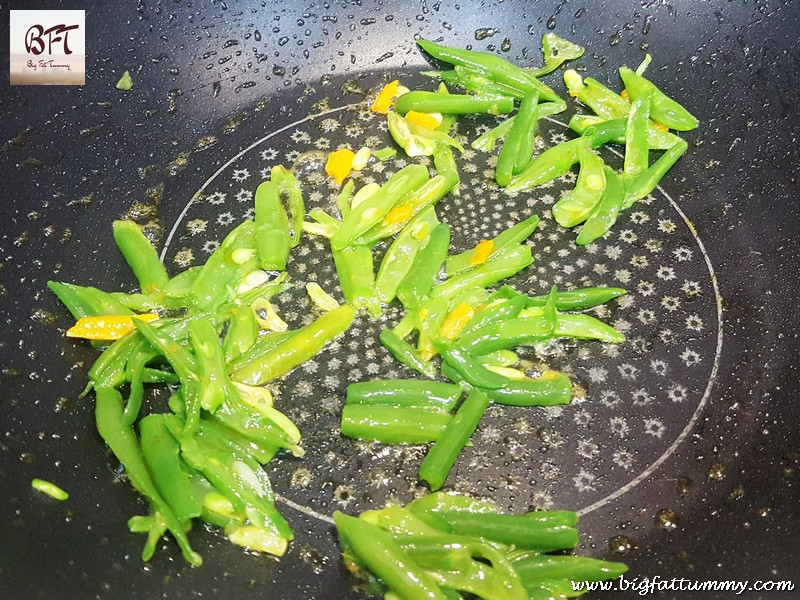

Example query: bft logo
[25,23,81,56]
[10,10,85,85]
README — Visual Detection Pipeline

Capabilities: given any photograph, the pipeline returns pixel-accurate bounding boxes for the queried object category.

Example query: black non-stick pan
[2,1,798,598]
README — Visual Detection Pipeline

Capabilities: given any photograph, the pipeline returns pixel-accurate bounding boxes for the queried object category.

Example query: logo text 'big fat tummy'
[10,10,85,85]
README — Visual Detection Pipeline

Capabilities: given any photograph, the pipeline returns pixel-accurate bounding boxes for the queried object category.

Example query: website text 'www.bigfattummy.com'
[572,575,795,596]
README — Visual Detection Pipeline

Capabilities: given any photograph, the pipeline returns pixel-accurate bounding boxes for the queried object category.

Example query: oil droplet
[642,15,654,35]
[292,151,328,186]
[291,467,313,488]
[212,81,222,98]
[14,231,31,246]
[297,545,329,575]
[708,462,725,481]
[333,485,353,503]
[608,535,633,555]
[500,37,511,52]
[223,113,249,134]
[677,476,692,496]
[729,485,744,501]
[546,16,556,30]
[234,81,256,93]
[193,136,218,152]
[758,507,772,518]
[655,508,677,530]
[537,427,558,445]
[55,396,72,412]
[166,151,191,176]
[273,65,286,76]
[474,27,498,40]
[31,308,57,325]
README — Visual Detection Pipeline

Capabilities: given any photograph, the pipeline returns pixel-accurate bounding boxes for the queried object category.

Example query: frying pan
[1,1,798,598]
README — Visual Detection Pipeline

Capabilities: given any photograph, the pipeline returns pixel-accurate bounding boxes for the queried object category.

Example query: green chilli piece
[95,386,203,566]
[334,512,448,600]
[270,165,305,248]
[340,404,452,444]
[496,91,540,187]
[379,329,438,379]
[529,33,585,77]
[555,313,626,343]
[387,111,464,158]
[47,281,134,319]
[563,69,630,120]
[472,100,566,154]
[223,306,259,363]
[437,343,511,390]
[551,143,607,228]
[396,223,450,310]
[619,66,699,131]
[472,115,515,153]
[429,66,530,101]
[433,244,533,302]
[373,147,397,161]
[335,178,355,219]
[394,90,515,116]
[332,245,381,318]
[112,220,170,294]
[208,396,301,456]
[446,214,539,278]
[356,169,458,246]
[417,39,560,103]
[571,114,684,150]
[139,413,203,523]
[576,166,625,245]
[190,220,257,311]
[255,180,290,271]
[332,163,429,249]
[455,316,553,356]
[375,207,439,305]
[516,285,627,310]
[622,138,689,209]
[479,372,572,406]
[31,478,69,500]
[624,95,652,176]
[346,379,462,412]
[430,510,579,552]
[510,552,629,584]
[419,389,490,491]
[188,318,231,413]
[231,303,356,385]
[398,534,528,600]
[225,330,297,372]
[180,430,292,545]
[505,137,587,193]
[457,297,527,343]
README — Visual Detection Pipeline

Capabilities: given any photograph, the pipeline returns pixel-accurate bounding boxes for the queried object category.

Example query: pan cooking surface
[160,97,722,521]
[2,1,798,597]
